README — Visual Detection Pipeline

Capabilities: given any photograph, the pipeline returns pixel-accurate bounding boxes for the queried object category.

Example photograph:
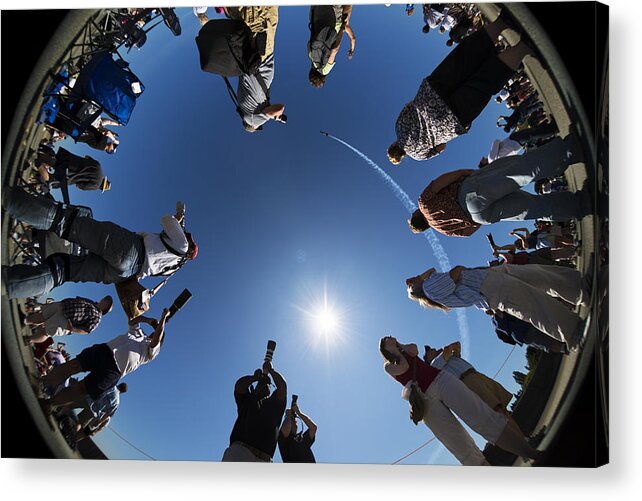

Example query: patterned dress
[395,78,467,160]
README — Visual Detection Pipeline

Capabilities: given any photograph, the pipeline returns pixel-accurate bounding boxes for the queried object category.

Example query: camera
[263,340,276,372]
[166,289,192,321]
[485,233,498,255]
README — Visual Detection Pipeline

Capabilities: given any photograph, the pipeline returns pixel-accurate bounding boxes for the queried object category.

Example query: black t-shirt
[229,390,286,458]
[278,429,316,463]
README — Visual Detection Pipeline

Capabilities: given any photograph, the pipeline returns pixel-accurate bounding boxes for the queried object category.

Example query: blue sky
[53,5,531,465]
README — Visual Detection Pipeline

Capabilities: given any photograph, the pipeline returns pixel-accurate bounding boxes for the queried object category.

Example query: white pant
[481,264,583,344]
[423,371,508,466]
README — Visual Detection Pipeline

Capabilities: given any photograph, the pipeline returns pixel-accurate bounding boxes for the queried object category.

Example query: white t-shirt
[138,215,188,278]
[107,323,161,377]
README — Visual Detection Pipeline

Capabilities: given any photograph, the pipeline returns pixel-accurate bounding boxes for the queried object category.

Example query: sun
[314,306,339,335]
[293,282,348,345]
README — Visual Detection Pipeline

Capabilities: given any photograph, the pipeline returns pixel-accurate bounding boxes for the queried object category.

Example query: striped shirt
[422,268,490,310]
[430,353,475,378]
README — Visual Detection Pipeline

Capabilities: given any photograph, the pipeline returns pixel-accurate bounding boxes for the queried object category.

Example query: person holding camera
[423,342,513,417]
[223,6,287,133]
[40,309,170,412]
[2,187,197,299]
[222,360,287,462]
[380,336,539,465]
[278,398,317,463]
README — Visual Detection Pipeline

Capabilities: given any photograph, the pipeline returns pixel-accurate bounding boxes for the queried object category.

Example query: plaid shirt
[61,297,102,333]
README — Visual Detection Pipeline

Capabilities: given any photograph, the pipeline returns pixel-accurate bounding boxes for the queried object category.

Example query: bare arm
[441,341,461,361]
[344,24,356,57]
[448,265,467,283]
[149,309,170,349]
[89,415,111,435]
[399,343,418,357]
[130,314,158,328]
[235,370,261,395]
[293,404,318,440]
[264,361,287,401]
[493,243,518,252]
[280,410,293,438]
[67,321,90,335]
[426,169,475,196]
[495,251,514,264]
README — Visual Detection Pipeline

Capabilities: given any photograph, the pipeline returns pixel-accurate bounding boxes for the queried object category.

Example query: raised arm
[426,169,475,196]
[160,214,188,253]
[235,369,262,395]
[280,409,294,438]
[293,403,318,440]
[399,343,418,357]
[264,361,287,401]
[442,341,461,361]
[448,265,467,283]
[150,309,170,349]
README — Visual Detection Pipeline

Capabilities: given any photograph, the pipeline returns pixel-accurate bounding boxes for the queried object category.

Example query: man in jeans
[407,134,591,237]
[2,187,197,298]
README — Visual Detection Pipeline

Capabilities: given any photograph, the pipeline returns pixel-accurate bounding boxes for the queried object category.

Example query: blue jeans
[2,189,144,298]
[458,135,583,224]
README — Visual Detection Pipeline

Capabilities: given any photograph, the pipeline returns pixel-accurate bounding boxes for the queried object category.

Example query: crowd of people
[2,4,594,465]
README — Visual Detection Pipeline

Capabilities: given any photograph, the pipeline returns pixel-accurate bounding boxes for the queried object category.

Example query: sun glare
[314,306,339,335]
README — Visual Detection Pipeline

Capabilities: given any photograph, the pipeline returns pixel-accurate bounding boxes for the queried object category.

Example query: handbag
[408,357,425,425]
[114,277,151,320]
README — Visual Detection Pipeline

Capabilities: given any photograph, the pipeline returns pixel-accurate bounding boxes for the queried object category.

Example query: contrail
[323,132,470,357]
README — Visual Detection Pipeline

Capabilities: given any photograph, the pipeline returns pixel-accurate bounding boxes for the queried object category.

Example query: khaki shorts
[225,6,279,60]
[221,441,271,462]
[461,371,513,410]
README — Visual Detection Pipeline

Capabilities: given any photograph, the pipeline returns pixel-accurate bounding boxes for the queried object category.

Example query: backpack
[308,6,340,70]
[195,19,262,77]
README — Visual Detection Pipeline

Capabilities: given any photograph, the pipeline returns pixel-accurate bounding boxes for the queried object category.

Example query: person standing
[40,310,170,411]
[278,400,317,463]
[423,342,513,415]
[24,295,113,344]
[405,263,590,351]
[307,5,356,88]
[2,187,197,298]
[222,360,287,462]
[388,15,533,164]
[407,135,589,236]
[380,336,539,465]
[69,382,128,439]
[224,6,287,132]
